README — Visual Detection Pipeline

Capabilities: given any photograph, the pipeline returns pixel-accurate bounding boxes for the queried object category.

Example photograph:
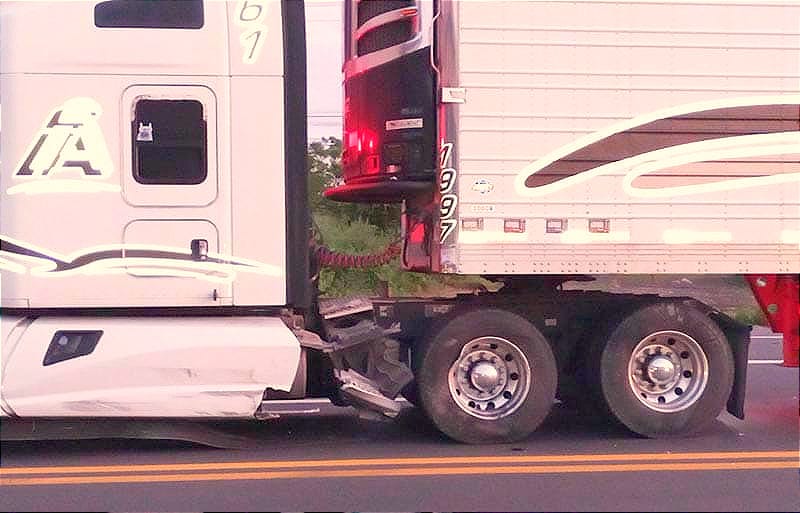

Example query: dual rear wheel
[414,302,735,444]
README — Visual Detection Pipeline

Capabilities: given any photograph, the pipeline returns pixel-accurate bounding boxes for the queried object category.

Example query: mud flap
[710,311,751,419]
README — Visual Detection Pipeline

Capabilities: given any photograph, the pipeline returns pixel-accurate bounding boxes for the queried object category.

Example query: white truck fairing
[0,316,301,417]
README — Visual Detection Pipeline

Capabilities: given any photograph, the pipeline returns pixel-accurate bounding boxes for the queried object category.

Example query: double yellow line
[1,450,797,486]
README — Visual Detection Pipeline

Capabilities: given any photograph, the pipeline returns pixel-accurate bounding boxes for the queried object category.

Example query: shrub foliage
[308,137,485,297]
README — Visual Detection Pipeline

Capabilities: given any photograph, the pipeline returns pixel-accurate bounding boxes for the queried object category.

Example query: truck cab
[0,0,315,420]
[1,0,309,310]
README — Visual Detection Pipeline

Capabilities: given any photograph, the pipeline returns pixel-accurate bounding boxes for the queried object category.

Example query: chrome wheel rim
[447,336,531,420]
[627,330,709,413]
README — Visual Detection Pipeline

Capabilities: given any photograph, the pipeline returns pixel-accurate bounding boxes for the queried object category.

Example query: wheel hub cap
[627,330,709,413]
[448,337,532,420]
[469,362,500,392]
[646,356,676,385]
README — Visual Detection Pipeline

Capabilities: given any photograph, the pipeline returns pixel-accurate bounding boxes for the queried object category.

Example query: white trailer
[331,0,800,276]
[328,0,799,441]
[0,0,796,445]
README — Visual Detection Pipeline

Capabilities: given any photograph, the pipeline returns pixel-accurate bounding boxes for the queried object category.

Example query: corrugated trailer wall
[446,0,800,276]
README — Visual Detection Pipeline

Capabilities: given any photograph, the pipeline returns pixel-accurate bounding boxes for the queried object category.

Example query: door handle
[190,238,208,261]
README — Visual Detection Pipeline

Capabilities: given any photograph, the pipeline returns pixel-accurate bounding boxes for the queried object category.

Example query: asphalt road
[1,327,798,512]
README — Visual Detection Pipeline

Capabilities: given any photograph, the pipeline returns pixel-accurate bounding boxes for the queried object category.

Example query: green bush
[313,213,455,297]
[309,137,488,298]
[726,305,768,326]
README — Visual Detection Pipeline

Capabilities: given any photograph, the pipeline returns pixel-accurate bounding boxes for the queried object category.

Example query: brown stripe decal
[525,104,800,188]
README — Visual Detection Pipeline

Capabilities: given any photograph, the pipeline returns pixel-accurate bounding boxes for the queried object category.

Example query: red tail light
[409,221,426,244]
[360,129,378,155]
[365,155,380,174]
[401,203,432,271]
[347,129,378,156]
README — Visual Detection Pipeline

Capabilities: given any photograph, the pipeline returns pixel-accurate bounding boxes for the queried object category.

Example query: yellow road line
[1,460,797,487]
[0,450,795,476]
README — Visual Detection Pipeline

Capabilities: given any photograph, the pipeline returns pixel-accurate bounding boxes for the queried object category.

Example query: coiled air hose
[313,240,401,269]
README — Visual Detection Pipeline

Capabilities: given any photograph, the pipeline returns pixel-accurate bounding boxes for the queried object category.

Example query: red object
[401,207,432,272]
[356,130,377,156]
[365,155,380,175]
[746,274,799,367]
[408,220,426,244]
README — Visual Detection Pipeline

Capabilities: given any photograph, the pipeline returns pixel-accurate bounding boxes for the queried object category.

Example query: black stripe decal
[0,236,262,274]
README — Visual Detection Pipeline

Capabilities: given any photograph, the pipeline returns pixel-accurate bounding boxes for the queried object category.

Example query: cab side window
[95,0,204,29]
[133,100,208,185]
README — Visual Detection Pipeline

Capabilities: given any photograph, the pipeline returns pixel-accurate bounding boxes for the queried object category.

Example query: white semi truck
[0,0,797,444]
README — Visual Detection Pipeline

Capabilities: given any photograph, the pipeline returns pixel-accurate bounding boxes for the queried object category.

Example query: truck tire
[415,308,557,444]
[590,302,734,438]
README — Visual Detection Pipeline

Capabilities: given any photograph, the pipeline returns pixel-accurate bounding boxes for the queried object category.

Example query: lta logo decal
[8,97,119,196]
